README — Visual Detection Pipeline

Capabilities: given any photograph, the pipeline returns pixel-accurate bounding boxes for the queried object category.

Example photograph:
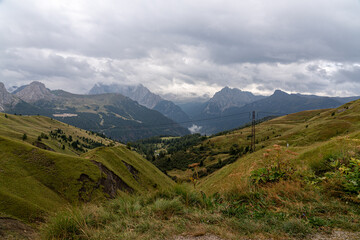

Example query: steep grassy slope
[0,113,174,225]
[83,147,174,193]
[0,135,102,222]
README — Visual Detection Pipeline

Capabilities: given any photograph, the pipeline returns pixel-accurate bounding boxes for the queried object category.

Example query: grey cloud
[1,0,360,99]
[334,66,360,84]
[2,0,360,62]
[1,50,94,79]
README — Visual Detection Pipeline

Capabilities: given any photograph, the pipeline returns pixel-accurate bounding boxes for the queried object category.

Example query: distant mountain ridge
[3,81,359,138]
[189,87,360,134]
[89,83,190,123]
[242,90,342,114]
[1,81,190,142]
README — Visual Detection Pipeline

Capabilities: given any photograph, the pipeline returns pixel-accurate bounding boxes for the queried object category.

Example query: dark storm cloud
[334,65,360,84]
[2,50,93,79]
[0,0,360,99]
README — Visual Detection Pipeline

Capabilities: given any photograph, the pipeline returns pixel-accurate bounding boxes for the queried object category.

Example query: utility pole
[251,111,256,152]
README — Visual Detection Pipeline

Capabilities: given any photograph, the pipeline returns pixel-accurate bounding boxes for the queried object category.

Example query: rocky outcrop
[77,160,135,201]
[91,160,134,197]
[122,160,139,181]
[14,81,55,103]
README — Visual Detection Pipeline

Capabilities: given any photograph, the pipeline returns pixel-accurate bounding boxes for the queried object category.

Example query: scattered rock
[311,230,360,240]
[172,234,224,240]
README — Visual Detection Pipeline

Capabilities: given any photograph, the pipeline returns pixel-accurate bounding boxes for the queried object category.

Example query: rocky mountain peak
[205,87,263,112]
[218,86,238,94]
[89,83,163,109]
[14,81,55,103]
[271,89,289,97]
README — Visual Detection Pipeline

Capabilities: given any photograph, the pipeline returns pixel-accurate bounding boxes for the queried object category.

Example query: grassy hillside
[144,100,359,183]
[3,99,360,239]
[0,135,103,222]
[0,113,174,226]
[199,100,359,193]
[37,100,360,240]
[0,112,115,155]
[82,146,174,193]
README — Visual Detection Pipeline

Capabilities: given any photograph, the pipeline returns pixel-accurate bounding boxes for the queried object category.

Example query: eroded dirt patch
[32,141,55,152]
[91,160,134,197]
[122,160,139,181]
[0,217,37,240]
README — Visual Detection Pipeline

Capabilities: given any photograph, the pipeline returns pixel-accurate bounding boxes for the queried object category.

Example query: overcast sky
[1,0,360,102]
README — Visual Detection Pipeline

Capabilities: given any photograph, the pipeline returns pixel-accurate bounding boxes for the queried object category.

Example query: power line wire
[87,111,288,133]
[88,111,252,133]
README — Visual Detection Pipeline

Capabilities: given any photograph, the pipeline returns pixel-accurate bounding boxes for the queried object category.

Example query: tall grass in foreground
[41,182,360,240]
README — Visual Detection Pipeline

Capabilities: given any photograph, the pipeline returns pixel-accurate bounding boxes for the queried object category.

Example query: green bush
[42,209,86,240]
[250,167,287,184]
[340,158,360,194]
[107,197,142,217]
[310,153,338,176]
[281,218,311,238]
[150,198,183,219]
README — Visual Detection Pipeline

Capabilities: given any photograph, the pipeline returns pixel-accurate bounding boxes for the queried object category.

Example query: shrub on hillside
[250,145,297,185]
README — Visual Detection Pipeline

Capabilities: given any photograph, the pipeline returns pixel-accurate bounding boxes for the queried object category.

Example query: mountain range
[2,81,359,138]
[0,81,189,142]
[89,83,190,123]
[184,87,360,134]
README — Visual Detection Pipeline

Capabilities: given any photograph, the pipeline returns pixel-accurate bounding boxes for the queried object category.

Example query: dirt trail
[172,230,360,240]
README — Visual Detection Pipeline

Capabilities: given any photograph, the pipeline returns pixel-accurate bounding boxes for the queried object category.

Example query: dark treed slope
[89,83,190,123]
[3,81,190,142]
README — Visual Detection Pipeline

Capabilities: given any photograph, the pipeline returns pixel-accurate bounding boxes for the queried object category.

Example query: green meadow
[1,98,360,239]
